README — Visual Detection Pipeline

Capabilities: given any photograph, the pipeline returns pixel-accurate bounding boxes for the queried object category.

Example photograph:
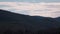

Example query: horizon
[0,0,60,18]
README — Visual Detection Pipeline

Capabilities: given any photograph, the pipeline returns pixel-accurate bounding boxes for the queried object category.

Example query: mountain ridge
[0,9,60,34]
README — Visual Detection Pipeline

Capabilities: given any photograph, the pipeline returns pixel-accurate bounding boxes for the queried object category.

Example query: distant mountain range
[0,9,60,34]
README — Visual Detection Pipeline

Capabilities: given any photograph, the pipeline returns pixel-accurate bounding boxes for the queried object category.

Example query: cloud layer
[0,0,60,2]
[0,2,60,18]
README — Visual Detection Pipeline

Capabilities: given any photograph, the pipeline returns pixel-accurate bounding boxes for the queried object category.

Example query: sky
[0,0,60,18]
[0,0,60,2]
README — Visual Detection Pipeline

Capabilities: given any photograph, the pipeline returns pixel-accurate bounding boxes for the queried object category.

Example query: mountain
[0,9,60,34]
[54,17,60,22]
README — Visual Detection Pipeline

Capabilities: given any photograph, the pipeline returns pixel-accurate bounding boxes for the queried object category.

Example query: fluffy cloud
[0,2,60,18]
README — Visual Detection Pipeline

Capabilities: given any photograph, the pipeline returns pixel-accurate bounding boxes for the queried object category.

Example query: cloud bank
[0,2,60,18]
[0,0,60,2]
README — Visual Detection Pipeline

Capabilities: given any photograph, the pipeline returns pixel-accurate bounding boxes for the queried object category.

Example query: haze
[0,2,60,18]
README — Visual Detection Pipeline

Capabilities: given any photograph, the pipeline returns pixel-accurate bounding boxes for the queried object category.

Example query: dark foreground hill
[0,9,60,34]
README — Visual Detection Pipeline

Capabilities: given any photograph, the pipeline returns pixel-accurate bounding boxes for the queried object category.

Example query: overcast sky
[0,0,60,18]
[0,0,60,2]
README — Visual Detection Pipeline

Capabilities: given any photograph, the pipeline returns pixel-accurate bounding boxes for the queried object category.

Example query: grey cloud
[0,5,11,8]
[0,0,60,2]
[7,9,30,15]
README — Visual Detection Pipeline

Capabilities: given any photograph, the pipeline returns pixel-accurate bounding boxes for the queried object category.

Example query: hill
[0,9,60,34]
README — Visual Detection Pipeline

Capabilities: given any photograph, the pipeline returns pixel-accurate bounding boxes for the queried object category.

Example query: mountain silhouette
[54,17,60,22]
[0,9,60,34]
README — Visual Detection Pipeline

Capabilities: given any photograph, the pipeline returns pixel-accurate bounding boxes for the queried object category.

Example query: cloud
[0,2,60,18]
[0,0,60,2]
[0,2,60,10]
